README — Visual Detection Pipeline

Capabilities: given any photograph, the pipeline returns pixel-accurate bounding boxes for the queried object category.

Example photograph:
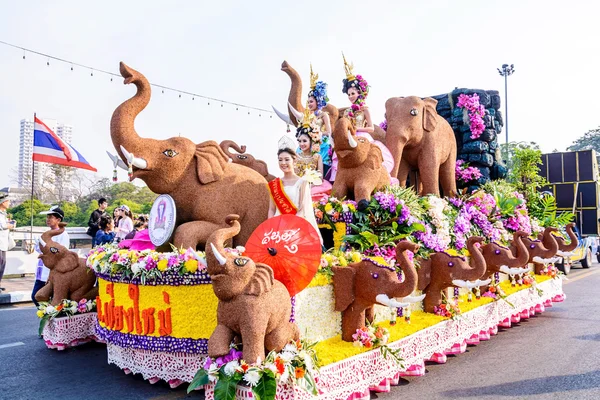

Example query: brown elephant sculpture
[278,61,387,142]
[480,231,530,292]
[516,227,559,275]
[418,237,487,313]
[331,118,390,206]
[552,223,578,257]
[110,62,270,249]
[384,96,457,196]
[219,140,276,182]
[34,223,98,306]
[332,241,420,342]
[205,215,299,364]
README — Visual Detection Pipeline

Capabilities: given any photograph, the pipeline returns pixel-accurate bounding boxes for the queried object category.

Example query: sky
[1,0,599,190]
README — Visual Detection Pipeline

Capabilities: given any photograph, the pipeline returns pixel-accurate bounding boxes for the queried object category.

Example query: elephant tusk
[119,145,148,170]
[210,243,227,266]
[399,294,426,304]
[347,130,358,148]
[556,250,574,257]
[287,101,304,123]
[451,279,469,288]
[271,106,293,126]
[107,151,128,170]
[532,256,559,264]
[38,237,46,248]
[452,279,491,289]
[375,294,391,307]
[499,265,531,275]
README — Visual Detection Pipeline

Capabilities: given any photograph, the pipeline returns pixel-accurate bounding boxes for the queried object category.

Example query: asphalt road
[1,264,599,400]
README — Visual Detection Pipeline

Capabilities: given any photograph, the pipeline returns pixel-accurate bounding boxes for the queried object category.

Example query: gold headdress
[342,52,355,81]
[301,104,312,129]
[309,63,318,91]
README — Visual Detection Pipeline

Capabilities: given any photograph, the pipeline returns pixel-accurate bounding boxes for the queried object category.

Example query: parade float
[37,59,572,400]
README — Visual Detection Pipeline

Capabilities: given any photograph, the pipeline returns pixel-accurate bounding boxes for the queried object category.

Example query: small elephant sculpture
[331,117,390,206]
[552,223,578,257]
[518,227,559,275]
[332,241,420,342]
[110,62,270,249]
[34,223,98,306]
[219,140,277,182]
[384,96,457,196]
[480,231,530,292]
[206,215,299,363]
[418,237,487,313]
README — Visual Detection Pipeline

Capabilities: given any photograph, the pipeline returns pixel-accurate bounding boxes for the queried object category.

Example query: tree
[567,126,600,164]
[8,199,51,227]
[499,141,540,172]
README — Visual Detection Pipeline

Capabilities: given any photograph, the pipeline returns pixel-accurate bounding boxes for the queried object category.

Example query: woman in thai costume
[268,136,323,244]
[294,108,333,201]
[306,65,333,178]
[329,54,396,183]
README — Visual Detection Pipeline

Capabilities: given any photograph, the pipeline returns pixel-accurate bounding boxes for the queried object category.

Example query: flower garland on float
[456,93,486,139]
[37,299,96,335]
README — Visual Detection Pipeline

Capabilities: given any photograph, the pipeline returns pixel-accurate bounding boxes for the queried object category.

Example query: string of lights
[0,39,275,117]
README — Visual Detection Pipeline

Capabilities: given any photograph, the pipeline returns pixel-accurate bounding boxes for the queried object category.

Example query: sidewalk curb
[0,291,31,305]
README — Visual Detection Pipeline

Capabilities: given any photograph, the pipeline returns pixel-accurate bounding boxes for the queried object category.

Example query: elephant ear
[423,97,439,133]
[332,266,356,312]
[245,263,274,296]
[417,257,432,291]
[195,141,229,184]
[55,251,81,274]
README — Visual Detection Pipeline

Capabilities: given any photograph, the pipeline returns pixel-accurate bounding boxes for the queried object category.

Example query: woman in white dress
[268,136,323,244]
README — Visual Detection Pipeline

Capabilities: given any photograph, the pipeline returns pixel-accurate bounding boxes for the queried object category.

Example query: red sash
[268,178,297,215]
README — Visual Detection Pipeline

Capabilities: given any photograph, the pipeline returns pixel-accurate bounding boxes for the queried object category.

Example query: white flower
[283,343,297,354]
[279,351,295,363]
[207,364,220,382]
[131,263,141,274]
[45,305,55,314]
[223,360,240,377]
[69,306,78,313]
[280,368,290,383]
[243,370,261,387]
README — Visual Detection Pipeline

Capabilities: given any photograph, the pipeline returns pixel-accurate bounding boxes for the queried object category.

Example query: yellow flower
[351,252,362,263]
[338,257,348,267]
[157,259,168,272]
[130,253,139,264]
[348,204,356,212]
[36,310,45,318]
[323,254,334,264]
[445,249,459,256]
[184,259,199,273]
[324,203,333,212]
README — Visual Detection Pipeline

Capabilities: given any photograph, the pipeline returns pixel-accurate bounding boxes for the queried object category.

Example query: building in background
[17,118,74,189]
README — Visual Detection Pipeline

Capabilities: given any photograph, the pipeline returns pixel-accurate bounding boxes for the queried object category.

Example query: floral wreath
[342,54,369,116]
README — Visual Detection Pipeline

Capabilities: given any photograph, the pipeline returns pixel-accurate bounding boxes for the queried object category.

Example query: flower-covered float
[85,61,571,398]
[37,299,99,350]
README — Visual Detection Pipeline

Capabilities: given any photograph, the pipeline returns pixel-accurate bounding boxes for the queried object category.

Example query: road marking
[0,342,25,349]
[564,268,600,285]
[0,306,36,311]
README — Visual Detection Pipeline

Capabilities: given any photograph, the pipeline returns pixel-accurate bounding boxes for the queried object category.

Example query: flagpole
[30,113,36,246]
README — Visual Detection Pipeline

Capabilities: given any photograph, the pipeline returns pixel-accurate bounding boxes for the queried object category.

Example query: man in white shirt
[31,205,70,305]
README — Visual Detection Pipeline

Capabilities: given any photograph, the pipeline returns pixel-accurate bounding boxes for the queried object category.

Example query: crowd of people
[87,198,149,247]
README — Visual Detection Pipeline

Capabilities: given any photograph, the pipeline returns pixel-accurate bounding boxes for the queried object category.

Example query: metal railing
[11,226,92,252]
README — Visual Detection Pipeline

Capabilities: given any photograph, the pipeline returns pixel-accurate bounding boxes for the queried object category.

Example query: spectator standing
[87,198,108,247]
[95,215,116,246]
[115,205,133,242]
[0,194,16,293]
[32,206,70,305]
[124,216,146,240]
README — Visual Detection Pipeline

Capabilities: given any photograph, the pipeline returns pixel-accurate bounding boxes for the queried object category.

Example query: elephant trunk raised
[393,241,419,298]
[281,61,304,127]
[525,227,559,274]
[206,215,241,279]
[556,223,578,255]
[110,62,153,170]
[481,231,530,291]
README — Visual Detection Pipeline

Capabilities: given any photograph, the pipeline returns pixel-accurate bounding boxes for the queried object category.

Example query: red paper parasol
[244,215,322,297]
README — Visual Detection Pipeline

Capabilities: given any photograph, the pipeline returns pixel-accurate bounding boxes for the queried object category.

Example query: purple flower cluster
[95,323,209,354]
[374,191,401,213]
[379,119,388,132]
[363,244,397,265]
[95,270,212,286]
[456,94,486,139]
[455,160,483,183]
[204,347,244,369]
[413,224,448,252]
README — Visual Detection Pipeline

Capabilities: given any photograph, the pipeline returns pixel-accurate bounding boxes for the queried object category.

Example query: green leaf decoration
[252,373,277,400]
[187,369,209,393]
[214,376,240,400]
[38,316,49,336]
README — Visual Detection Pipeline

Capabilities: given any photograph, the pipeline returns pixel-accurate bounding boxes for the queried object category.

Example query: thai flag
[32,116,97,172]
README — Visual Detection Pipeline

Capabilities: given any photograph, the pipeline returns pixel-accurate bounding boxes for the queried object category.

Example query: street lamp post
[497,63,515,171]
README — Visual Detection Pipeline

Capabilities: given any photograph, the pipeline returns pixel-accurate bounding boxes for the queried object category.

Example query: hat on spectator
[39,205,65,220]
[0,193,10,204]
[119,205,130,212]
